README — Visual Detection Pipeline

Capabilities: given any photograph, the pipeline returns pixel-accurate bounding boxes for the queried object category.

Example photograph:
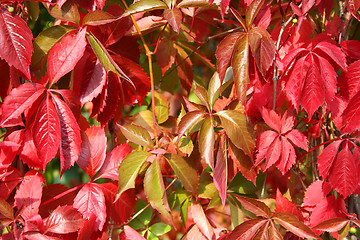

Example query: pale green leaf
[154,91,169,124]
[118,151,151,196]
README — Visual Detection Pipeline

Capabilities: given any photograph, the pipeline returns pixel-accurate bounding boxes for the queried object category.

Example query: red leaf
[101,182,136,225]
[176,45,193,93]
[327,142,358,198]
[0,10,33,80]
[77,126,107,179]
[214,135,227,207]
[191,201,215,240]
[47,28,87,86]
[255,109,307,174]
[97,71,120,125]
[346,0,360,20]
[74,51,107,106]
[317,140,343,178]
[309,195,347,227]
[156,38,176,75]
[73,183,106,231]
[0,82,45,127]
[302,0,315,14]
[303,180,332,210]
[314,41,347,70]
[19,130,41,169]
[44,205,83,234]
[164,8,182,33]
[248,27,276,77]
[215,32,241,82]
[342,91,360,134]
[340,40,360,60]
[0,130,22,170]
[313,218,349,232]
[0,167,21,200]
[15,174,43,220]
[32,96,61,171]
[275,189,303,221]
[122,225,146,240]
[52,94,81,175]
[338,60,360,100]
[97,143,131,180]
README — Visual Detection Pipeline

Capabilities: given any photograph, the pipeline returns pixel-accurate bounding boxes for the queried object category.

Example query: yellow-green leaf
[120,124,154,149]
[154,91,169,124]
[122,0,168,17]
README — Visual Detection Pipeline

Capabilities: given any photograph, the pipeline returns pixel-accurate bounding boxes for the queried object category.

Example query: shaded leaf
[165,154,199,195]
[273,212,320,239]
[0,198,14,219]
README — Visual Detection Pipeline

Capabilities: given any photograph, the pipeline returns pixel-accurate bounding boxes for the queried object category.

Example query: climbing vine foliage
[1,0,360,239]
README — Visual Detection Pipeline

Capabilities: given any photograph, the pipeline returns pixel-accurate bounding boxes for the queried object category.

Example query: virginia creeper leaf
[214,135,228,207]
[47,28,87,86]
[226,219,267,239]
[246,0,264,28]
[32,96,61,171]
[73,183,106,231]
[97,143,131,180]
[190,201,215,240]
[122,0,168,17]
[164,154,199,195]
[77,126,106,179]
[0,82,45,127]
[217,110,255,157]
[120,124,154,149]
[156,37,176,75]
[122,225,146,240]
[0,198,14,219]
[235,195,272,218]
[117,151,151,197]
[44,205,83,234]
[52,94,81,176]
[144,158,172,224]
[0,10,33,80]
[199,116,215,168]
[313,218,349,233]
[342,91,360,134]
[15,174,43,220]
[154,91,169,124]
[164,8,182,33]
[272,212,319,239]
[231,33,249,104]
[49,1,80,24]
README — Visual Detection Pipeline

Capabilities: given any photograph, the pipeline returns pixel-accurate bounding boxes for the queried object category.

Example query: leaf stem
[121,0,159,146]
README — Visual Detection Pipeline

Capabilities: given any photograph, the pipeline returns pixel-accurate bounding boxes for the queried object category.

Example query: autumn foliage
[1,0,360,239]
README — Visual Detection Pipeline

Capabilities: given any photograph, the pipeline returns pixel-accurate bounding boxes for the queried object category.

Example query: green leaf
[149,223,172,236]
[86,32,132,83]
[25,2,39,25]
[216,110,255,157]
[133,110,160,136]
[49,1,80,24]
[178,136,194,155]
[246,0,264,28]
[120,124,154,149]
[118,151,151,196]
[129,199,153,229]
[154,91,169,124]
[32,25,75,73]
[180,197,189,226]
[165,154,199,195]
[144,158,172,224]
[122,0,168,17]
[231,33,249,104]
[199,116,215,168]
[198,171,217,199]
[228,196,244,229]
[272,212,320,239]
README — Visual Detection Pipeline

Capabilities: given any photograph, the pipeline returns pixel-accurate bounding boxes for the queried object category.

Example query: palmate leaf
[73,183,106,231]
[47,28,87,86]
[0,10,33,80]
